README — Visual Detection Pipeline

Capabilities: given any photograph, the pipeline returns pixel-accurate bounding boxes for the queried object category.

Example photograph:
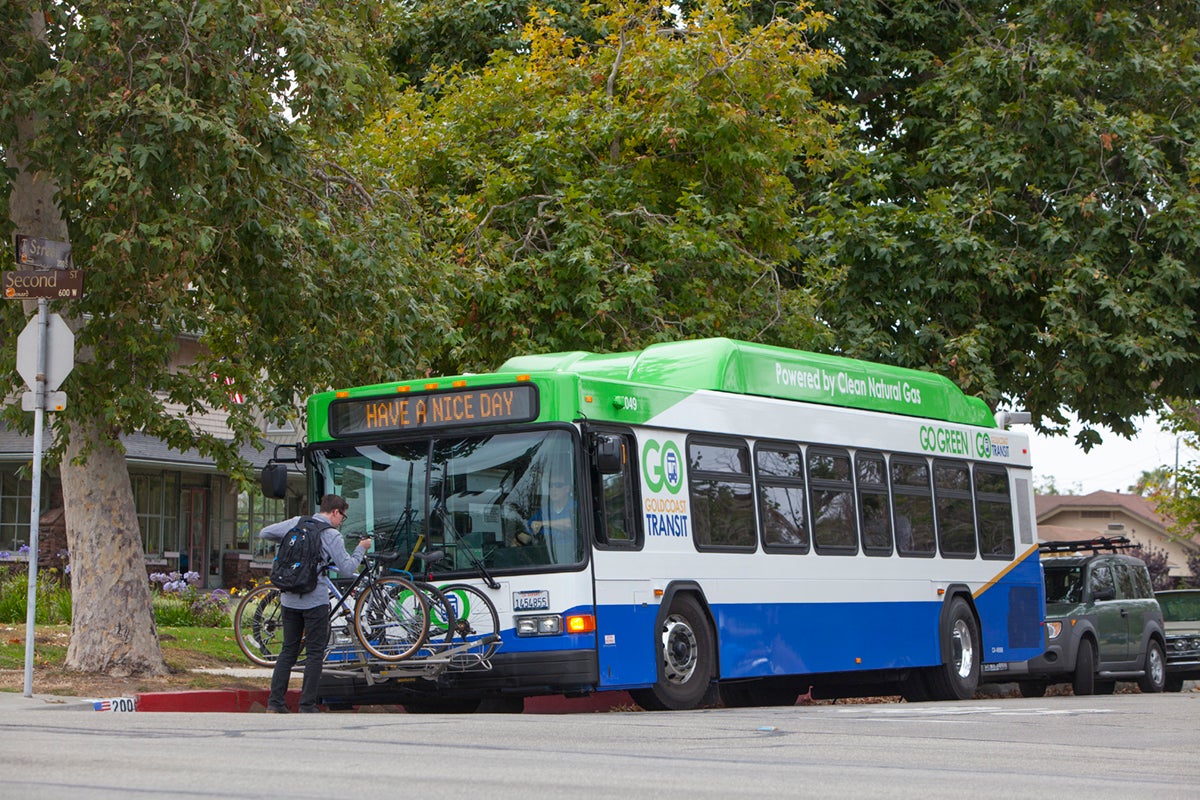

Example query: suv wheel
[1072,639,1096,696]
[1137,640,1166,694]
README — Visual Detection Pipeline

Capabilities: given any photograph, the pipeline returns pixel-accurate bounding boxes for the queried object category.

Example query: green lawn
[0,624,244,670]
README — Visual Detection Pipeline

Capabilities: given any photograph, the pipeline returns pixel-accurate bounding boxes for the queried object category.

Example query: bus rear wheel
[925,597,980,701]
[631,594,714,711]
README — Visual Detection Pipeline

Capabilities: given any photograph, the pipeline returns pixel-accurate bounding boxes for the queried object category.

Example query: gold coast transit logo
[642,438,683,494]
[642,439,689,538]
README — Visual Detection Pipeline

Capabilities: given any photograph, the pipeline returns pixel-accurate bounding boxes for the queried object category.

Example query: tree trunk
[9,3,167,677]
[61,418,168,676]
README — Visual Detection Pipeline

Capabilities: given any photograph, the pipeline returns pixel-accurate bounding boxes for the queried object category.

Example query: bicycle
[233,552,431,666]
[384,547,502,664]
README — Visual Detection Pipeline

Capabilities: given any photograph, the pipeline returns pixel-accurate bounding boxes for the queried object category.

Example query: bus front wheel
[925,597,981,701]
[631,594,714,711]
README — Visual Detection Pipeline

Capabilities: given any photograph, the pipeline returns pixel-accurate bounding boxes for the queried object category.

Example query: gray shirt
[260,513,368,610]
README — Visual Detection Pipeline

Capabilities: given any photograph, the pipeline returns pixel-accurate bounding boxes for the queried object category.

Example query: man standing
[260,494,371,713]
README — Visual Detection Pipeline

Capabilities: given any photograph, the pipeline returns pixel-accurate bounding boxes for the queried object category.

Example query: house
[1036,491,1196,579]
[1,336,306,589]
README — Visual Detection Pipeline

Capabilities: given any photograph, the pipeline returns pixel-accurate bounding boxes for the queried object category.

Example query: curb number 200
[94,697,137,712]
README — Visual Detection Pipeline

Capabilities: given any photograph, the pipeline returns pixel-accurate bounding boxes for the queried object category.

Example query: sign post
[7,235,77,699]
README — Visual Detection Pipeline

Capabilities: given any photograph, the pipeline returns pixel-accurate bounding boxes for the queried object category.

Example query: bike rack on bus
[312,634,503,685]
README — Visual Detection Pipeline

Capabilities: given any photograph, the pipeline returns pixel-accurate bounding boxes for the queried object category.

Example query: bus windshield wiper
[434,502,500,591]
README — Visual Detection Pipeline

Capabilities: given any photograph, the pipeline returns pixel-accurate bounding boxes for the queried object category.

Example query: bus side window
[591,433,640,547]
[809,447,858,555]
[934,460,976,559]
[856,451,892,556]
[892,457,935,557]
[974,465,1015,559]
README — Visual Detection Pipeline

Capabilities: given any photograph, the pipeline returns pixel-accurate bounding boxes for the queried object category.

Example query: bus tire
[630,594,714,711]
[925,597,980,701]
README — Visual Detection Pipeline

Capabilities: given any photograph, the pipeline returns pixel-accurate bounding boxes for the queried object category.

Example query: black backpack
[269,517,331,594]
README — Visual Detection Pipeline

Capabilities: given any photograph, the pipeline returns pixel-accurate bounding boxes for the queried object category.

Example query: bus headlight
[516,614,562,636]
[1045,621,1063,640]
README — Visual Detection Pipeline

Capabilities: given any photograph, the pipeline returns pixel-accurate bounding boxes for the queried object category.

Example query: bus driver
[514,477,575,563]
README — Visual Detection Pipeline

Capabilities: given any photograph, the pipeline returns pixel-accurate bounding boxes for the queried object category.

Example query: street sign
[2,268,85,299]
[22,391,66,412]
[16,312,74,391]
[15,234,73,268]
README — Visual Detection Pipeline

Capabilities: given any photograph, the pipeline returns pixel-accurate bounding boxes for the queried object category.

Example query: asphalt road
[3,693,1197,800]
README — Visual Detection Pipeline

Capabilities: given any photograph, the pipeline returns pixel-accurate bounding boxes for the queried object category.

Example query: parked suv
[1018,537,1166,697]
[1154,589,1200,692]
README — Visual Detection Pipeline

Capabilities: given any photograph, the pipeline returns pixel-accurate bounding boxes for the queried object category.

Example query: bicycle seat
[413,550,446,565]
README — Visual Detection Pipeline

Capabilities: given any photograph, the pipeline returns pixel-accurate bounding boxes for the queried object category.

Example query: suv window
[1088,563,1115,599]
[1045,565,1083,604]
[1114,563,1137,599]
[1131,564,1154,598]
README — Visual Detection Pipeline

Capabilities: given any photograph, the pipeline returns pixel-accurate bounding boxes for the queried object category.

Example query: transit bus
[264,338,1045,711]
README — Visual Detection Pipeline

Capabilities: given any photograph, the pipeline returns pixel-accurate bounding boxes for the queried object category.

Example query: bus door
[587,431,659,688]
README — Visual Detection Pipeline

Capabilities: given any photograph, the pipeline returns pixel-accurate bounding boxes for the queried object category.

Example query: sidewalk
[1,666,634,713]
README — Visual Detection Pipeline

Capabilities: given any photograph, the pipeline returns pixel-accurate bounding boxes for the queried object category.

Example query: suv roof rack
[1038,536,1133,555]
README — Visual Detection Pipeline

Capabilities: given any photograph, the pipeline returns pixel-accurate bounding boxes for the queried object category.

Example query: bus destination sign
[329,384,539,437]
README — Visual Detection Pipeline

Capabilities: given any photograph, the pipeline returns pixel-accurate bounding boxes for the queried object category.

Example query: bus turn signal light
[566,614,595,634]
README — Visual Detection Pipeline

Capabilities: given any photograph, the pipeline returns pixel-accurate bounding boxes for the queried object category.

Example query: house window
[132,472,180,556]
[0,467,61,553]
[237,491,289,557]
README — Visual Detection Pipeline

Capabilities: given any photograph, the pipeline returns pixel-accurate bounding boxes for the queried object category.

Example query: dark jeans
[268,604,330,711]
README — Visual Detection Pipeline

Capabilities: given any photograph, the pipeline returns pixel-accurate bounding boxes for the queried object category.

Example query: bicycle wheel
[439,583,501,660]
[418,582,460,646]
[353,576,430,662]
[234,585,284,667]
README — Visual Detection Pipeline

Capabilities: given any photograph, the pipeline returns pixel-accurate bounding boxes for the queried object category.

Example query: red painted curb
[135,688,299,713]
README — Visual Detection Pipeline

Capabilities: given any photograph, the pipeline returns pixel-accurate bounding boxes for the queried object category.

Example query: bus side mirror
[260,443,304,499]
[261,463,289,498]
[593,435,623,475]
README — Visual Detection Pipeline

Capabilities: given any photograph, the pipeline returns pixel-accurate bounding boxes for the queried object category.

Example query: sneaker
[298,705,323,713]
[266,706,289,714]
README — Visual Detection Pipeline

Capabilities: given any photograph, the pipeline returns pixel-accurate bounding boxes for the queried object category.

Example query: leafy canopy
[0,1,449,476]
[361,0,843,371]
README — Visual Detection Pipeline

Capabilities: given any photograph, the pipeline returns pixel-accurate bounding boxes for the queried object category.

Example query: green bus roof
[500,338,996,428]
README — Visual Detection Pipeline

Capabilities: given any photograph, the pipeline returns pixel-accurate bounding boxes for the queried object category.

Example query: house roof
[1035,490,1170,530]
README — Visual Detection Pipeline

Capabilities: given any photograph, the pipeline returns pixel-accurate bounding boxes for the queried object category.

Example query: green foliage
[0,566,72,624]
[152,593,231,628]
[0,1,451,478]
[1152,405,1200,541]
[366,0,842,370]
[794,0,1200,445]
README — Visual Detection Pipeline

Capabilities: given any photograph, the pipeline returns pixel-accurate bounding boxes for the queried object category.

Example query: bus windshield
[309,428,583,574]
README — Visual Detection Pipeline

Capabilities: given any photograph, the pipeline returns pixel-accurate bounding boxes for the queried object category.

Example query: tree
[357,1,1200,448]
[1,1,444,675]
[359,0,842,371]
[794,1,1200,448]
[1130,467,1172,498]
[1150,404,1199,542]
